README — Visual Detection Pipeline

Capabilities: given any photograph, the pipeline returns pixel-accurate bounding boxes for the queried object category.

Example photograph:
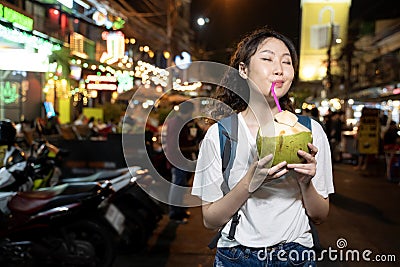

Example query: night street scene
[0,0,399,266]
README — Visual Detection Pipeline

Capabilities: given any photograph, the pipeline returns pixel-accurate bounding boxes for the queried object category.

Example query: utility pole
[166,0,177,91]
[325,22,335,96]
[166,0,177,68]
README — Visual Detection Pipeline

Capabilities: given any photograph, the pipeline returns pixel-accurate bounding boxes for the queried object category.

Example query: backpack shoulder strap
[296,114,312,131]
[217,113,238,194]
[208,114,240,248]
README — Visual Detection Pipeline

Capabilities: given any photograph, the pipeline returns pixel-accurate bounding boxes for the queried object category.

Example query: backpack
[208,113,323,253]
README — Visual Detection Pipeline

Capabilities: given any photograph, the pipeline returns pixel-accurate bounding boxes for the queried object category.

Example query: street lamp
[196,16,209,27]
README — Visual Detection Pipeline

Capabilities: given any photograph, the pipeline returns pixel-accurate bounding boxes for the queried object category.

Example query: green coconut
[257,131,313,165]
[256,110,313,166]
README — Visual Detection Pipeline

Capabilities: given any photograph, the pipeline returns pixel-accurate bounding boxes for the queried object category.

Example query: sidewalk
[315,161,400,267]
[114,161,400,267]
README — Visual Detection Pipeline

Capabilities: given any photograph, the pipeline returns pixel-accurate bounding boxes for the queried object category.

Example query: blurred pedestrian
[383,121,399,147]
[46,111,61,135]
[73,113,88,126]
[165,101,200,224]
[383,120,400,181]
[329,111,344,163]
[310,107,325,131]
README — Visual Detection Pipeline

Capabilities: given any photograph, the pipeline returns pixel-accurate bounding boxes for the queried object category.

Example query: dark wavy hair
[213,26,298,116]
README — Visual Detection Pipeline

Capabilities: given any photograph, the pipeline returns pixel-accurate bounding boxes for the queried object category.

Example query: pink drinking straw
[270,82,282,112]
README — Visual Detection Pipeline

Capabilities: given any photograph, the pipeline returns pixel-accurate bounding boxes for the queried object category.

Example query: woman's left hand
[286,143,318,185]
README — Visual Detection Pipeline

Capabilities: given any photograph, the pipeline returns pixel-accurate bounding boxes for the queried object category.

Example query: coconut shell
[257,111,313,165]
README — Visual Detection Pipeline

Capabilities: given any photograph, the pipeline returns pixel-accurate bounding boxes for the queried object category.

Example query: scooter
[22,139,165,253]
[63,166,164,252]
[0,143,141,265]
[0,178,119,267]
[0,145,32,192]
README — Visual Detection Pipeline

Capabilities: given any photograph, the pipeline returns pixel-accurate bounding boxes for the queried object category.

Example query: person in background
[73,113,88,126]
[329,111,344,163]
[46,111,61,135]
[310,107,325,131]
[165,101,200,224]
[383,121,399,147]
[379,111,392,155]
[383,120,400,181]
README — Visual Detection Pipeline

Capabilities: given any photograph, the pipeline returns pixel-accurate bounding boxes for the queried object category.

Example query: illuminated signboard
[57,0,73,9]
[0,24,59,52]
[0,81,19,104]
[86,84,117,90]
[100,31,125,65]
[86,75,118,90]
[0,4,33,31]
[299,0,351,81]
[0,49,49,72]
[86,75,117,83]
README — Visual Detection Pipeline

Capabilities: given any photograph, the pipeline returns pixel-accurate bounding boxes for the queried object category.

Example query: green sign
[0,81,19,104]
[0,4,34,31]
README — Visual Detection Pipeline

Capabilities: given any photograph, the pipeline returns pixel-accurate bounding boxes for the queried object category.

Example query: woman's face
[241,37,295,99]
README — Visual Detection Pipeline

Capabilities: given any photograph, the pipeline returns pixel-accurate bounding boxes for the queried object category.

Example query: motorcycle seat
[62,167,129,183]
[7,184,68,214]
[8,191,93,215]
[7,183,105,214]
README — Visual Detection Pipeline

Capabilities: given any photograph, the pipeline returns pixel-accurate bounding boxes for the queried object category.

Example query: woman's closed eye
[261,57,272,61]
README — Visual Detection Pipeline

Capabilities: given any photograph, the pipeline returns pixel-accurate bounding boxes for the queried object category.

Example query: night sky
[190,0,399,63]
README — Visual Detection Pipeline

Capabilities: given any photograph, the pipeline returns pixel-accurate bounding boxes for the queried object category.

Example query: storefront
[0,3,61,122]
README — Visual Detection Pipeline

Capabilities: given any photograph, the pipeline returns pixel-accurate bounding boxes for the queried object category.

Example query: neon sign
[85,75,118,91]
[100,31,125,65]
[86,75,117,83]
[0,81,19,104]
[86,84,117,90]
[0,4,33,31]
[0,24,60,52]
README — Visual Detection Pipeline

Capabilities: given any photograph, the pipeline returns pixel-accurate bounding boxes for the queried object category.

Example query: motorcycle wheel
[60,219,117,267]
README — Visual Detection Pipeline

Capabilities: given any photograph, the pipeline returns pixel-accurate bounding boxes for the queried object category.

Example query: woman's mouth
[273,81,284,88]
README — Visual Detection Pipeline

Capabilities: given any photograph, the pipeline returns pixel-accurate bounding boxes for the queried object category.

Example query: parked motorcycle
[63,165,164,252]
[25,142,164,252]
[1,119,164,254]
[0,178,120,266]
[0,120,32,192]
[25,139,68,189]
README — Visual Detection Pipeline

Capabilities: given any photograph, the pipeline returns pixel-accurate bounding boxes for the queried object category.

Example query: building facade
[0,0,193,124]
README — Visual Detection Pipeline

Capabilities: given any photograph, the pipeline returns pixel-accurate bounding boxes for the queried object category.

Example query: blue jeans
[214,242,317,267]
[168,167,192,218]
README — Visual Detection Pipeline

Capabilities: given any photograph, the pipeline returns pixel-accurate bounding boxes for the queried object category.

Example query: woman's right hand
[244,154,288,193]
[202,155,287,229]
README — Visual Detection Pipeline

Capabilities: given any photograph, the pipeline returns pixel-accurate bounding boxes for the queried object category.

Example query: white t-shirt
[191,113,334,248]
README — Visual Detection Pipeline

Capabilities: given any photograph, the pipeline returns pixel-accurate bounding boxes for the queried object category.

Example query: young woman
[192,27,334,266]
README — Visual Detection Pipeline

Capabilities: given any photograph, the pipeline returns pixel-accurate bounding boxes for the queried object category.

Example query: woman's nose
[273,63,283,75]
